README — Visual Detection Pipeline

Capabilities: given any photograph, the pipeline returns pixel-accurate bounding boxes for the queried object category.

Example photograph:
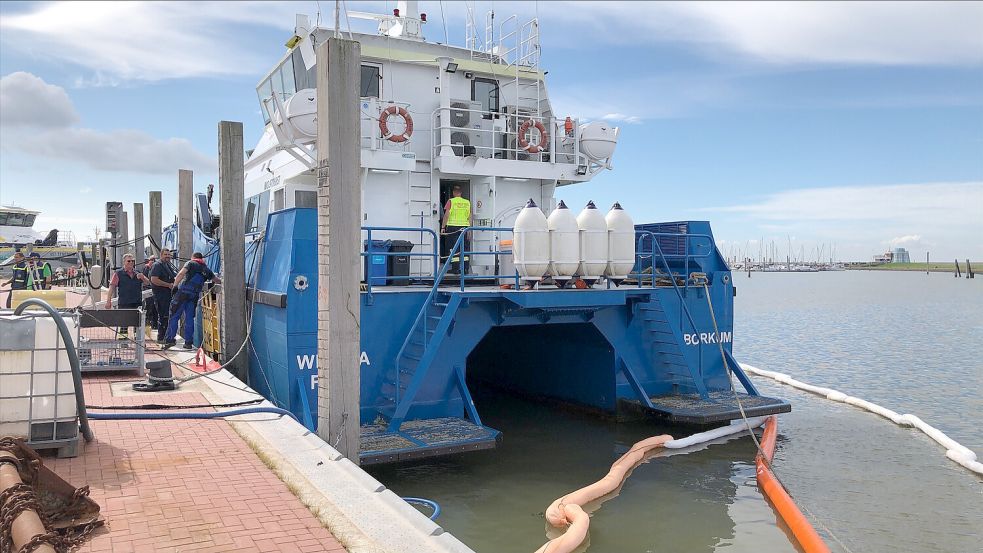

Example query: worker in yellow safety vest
[441,185,471,274]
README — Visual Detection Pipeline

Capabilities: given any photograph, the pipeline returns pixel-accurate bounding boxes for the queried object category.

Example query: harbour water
[367,271,983,553]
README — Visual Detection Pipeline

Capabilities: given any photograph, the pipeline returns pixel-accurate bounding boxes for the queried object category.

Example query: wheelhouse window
[0,212,34,227]
[472,77,500,114]
[360,64,381,98]
[244,191,271,233]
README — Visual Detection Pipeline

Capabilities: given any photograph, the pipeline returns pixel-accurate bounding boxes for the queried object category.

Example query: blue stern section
[246,209,789,464]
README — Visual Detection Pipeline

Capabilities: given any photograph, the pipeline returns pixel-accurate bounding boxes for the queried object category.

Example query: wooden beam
[218,121,247,381]
[315,38,362,462]
[178,169,194,261]
[149,191,163,255]
[133,203,145,263]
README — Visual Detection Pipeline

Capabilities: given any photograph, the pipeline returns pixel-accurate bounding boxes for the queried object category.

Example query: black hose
[13,299,94,442]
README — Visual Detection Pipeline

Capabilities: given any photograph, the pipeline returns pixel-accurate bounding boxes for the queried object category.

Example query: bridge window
[295,190,317,208]
[361,64,381,98]
[244,191,271,233]
[0,212,34,227]
[472,77,499,114]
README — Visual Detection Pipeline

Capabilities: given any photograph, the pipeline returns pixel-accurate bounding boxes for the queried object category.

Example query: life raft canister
[518,119,549,153]
[379,105,414,143]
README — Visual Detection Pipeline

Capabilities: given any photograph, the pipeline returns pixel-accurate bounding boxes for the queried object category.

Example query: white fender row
[741,363,983,475]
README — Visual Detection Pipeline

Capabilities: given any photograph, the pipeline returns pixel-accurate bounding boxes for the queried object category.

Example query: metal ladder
[408,178,434,277]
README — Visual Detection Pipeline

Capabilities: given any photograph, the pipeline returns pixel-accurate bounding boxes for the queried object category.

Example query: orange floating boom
[755,416,830,553]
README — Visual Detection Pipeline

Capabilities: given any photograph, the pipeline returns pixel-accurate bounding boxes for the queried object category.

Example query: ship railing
[430,107,585,166]
[446,226,521,293]
[630,231,715,289]
[361,226,440,304]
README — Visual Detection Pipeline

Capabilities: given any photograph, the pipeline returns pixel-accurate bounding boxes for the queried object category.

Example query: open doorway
[439,179,471,273]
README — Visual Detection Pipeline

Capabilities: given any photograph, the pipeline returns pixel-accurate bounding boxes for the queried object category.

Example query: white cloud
[0,72,79,127]
[704,182,982,223]
[1,73,214,174]
[887,234,924,247]
[0,1,300,82]
[702,182,983,260]
[79,187,92,194]
[544,2,983,66]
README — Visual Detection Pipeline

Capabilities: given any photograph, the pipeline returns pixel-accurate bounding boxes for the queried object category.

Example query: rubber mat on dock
[359,417,501,465]
[625,391,791,425]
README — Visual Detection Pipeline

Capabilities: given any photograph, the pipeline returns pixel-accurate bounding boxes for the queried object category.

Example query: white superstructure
[243,2,619,277]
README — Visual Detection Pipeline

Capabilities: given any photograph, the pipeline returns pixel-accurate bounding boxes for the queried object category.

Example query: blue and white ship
[207,2,789,465]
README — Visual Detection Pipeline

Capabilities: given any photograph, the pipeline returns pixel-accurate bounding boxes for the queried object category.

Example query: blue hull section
[244,208,785,456]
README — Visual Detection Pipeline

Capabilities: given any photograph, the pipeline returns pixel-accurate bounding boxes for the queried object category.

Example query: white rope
[741,363,983,475]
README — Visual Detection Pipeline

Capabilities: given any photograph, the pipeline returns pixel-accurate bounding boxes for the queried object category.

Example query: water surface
[368,271,983,553]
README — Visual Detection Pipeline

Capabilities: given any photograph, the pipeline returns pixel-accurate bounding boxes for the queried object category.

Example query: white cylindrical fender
[605,202,636,280]
[513,199,550,283]
[547,200,579,282]
[576,201,608,282]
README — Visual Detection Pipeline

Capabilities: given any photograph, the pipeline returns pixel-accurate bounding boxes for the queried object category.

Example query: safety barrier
[742,363,983,475]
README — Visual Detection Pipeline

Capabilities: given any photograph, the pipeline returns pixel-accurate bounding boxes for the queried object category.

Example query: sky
[1,1,981,262]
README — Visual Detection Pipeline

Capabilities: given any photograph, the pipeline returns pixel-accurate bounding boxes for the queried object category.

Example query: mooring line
[741,364,983,475]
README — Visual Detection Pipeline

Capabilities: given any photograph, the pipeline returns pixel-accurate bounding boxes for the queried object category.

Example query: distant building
[873,251,893,263]
[892,247,911,264]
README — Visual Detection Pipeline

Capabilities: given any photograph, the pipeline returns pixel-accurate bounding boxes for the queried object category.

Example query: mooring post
[133,203,145,263]
[149,191,163,255]
[120,210,130,258]
[315,38,362,462]
[178,169,194,261]
[218,121,247,381]
[955,259,961,278]
[98,239,107,287]
[926,252,930,275]
[967,259,974,279]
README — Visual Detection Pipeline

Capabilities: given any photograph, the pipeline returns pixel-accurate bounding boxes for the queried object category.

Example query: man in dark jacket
[149,249,177,342]
[105,253,150,339]
[142,254,158,330]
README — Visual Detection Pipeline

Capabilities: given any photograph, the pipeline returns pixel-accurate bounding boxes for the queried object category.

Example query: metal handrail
[630,231,714,287]
[430,107,581,164]
[361,226,439,303]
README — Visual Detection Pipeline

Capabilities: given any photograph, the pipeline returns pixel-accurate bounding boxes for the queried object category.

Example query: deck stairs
[637,299,705,396]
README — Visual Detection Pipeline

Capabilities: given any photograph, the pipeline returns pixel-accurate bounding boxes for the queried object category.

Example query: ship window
[360,65,381,98]
[271,68,285,102]
[257,78,274,124]
[292,50,310,90]
[472,77,499,114]
[273,188,285,211]
[281,60,296,97]
[295,190,317,208]
[1,212,32,227]
[244,191,270,233]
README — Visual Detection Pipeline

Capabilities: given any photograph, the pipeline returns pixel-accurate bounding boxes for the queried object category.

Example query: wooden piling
[149,191,163,255]
[120,210,130,258]
[178,169,194,260]
[218,121,247,380]
[955,259,961,278]
[967,259,974,279]
[133,203,145,263]
[315,38,362,462]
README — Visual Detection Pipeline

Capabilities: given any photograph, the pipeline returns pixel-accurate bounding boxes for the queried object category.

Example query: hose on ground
[402,497,441,521]
[87,407,297,422]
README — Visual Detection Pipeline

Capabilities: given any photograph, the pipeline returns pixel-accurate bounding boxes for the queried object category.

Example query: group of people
[2,251,53,308]
[104,249,221,350]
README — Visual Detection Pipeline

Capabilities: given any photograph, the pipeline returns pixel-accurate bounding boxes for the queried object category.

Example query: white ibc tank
[605,202,636,281]
[547,200,579,282]
[579,122,619,161]
[513,199,550,283]
[576,201,608,282]
[283,88,317,138]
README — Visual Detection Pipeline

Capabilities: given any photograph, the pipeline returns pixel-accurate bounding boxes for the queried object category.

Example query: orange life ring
[518,119,548,153]
[379,105,414,143]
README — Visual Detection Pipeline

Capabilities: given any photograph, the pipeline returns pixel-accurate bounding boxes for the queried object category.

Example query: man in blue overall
[162,252,221,350]
[2,251,28,308]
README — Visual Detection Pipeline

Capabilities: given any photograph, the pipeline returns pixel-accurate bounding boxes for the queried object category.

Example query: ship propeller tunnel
[466,324,618,413]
